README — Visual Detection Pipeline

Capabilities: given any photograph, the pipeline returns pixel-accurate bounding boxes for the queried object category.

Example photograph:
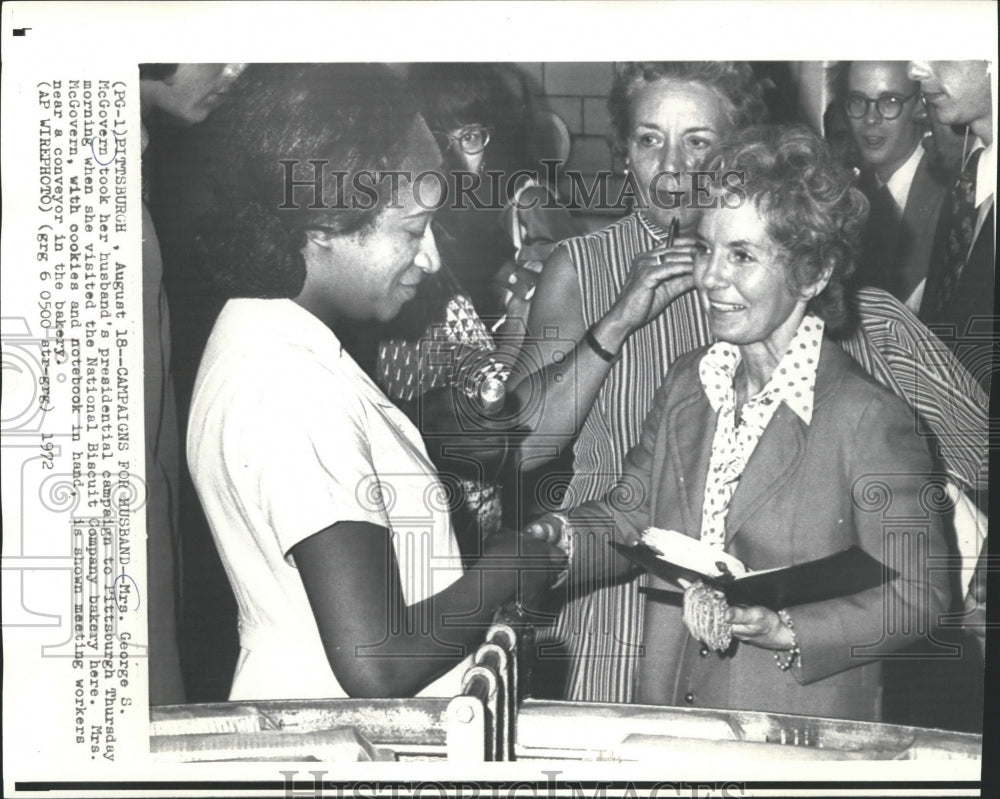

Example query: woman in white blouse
[527,125,952,721]
[188,64,563,701]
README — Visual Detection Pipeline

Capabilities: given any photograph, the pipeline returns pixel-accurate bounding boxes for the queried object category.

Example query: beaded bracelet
[583,326,619,363]
[774,609,802,671]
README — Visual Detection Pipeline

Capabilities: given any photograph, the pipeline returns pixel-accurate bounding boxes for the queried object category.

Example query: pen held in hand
[654,218,680,266]
[666,217,679,248]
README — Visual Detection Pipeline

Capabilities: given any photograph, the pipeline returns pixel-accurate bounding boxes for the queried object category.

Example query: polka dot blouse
[697,315,825,549]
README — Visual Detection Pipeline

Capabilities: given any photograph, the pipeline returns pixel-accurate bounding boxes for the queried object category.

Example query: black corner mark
[13,28,32,36]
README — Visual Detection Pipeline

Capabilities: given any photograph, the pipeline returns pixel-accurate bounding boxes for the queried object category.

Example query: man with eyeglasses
[843,61,952,313]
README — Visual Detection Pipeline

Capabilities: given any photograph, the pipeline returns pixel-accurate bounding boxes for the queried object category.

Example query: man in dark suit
[844,61,952,312]
[907,59,993,725]
[907,61,994,384]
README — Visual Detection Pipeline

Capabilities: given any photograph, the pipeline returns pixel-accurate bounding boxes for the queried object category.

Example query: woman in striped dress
[516,62,987,705]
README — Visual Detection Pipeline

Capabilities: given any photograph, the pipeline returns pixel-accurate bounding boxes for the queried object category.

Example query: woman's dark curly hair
[702,125,869,335]
[198,63,421,300]
[608,62,768,157]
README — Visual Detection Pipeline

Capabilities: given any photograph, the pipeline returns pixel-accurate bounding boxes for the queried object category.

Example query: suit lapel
[903,150,947,219]
[897,150,950,299]
[723,404,805,545]
[724,339,845,546]
[666,389,717,538]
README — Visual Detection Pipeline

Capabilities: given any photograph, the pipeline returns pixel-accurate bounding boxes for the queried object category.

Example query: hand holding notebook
[612,527,898,611]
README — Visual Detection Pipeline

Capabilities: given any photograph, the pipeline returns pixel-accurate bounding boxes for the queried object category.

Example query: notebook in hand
[612,527,898,611]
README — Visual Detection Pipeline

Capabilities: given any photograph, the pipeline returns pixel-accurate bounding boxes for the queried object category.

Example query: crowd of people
[140,61,992,731]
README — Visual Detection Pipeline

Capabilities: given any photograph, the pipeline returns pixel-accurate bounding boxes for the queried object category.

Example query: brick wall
[515,62,623,229]
[517,62,616,172]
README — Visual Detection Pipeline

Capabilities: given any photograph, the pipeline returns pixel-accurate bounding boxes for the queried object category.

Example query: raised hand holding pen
[592,218,696,352]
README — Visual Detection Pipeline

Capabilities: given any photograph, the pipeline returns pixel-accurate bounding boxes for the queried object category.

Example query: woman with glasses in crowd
[187,63,564,701]
[368,63,576,558]
[399,63,574,328]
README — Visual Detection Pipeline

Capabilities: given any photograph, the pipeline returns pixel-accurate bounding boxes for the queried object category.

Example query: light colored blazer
[569,339,952,721]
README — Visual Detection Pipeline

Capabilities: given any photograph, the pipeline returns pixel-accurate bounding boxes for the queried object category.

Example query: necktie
[858,181,903,296]
[925,147,982,318]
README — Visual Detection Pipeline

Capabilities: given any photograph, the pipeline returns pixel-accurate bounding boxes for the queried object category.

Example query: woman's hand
[493,243,552,323]
[600,239,697,345]
[415,385,514,483]
[523,513,567,547]
[482,525,569,602]
[295,520,567,698]
[499,261,542,320]
[726,605,796,651]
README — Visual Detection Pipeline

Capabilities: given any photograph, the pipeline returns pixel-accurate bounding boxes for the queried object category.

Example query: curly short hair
[608,62,768,156]
[702,125,869,334]
[198,63,421,300]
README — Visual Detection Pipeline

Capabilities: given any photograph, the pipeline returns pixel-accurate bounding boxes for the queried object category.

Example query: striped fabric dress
[552,212,989,704]
[842,287,988,496]
[553,212,712,703]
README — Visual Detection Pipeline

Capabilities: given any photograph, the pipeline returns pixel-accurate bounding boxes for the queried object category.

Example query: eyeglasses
[844,91,920,121]
[433,126,493,156]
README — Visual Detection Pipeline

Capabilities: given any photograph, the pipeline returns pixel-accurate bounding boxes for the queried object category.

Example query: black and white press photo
[1,2,996,795]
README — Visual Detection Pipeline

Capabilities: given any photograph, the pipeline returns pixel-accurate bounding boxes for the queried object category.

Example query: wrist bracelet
[774,609,802,671]
[583,326,619,363]
[547,512,573,588]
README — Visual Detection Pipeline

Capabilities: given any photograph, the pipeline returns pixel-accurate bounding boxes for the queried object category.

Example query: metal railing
[150,609,983,763]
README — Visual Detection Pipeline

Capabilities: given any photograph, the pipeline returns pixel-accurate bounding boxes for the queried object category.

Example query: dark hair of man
[703,125,869,335]
[827,60,924,117]
[139,64,180,82]
[198,63,421,300]
[828,61,945,179]
[608,62,768,157]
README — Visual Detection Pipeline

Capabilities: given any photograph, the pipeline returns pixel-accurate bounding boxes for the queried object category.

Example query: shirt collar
[973,139,994,209]
[699,314,825,425]
[883,137,926,210]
